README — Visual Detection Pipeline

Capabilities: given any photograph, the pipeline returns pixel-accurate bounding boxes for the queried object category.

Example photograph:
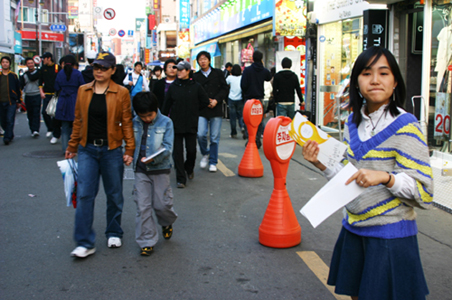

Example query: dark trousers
[172,133,197,184]
[53,118,62,138]
[228,98,244,136]
[25,94,42,133]
[0,102,17,142]
[41,95,54,132]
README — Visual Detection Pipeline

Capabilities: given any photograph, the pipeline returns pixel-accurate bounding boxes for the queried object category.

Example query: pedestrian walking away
[193,51,229,172]
[162,61,210,188]
[0,56,21,145]
[225,64,245,138]
[240,50,272,148]
[54,55,85,153]
[131,91,177,256]
[302,46,433,300]
[20,57,42,137]
[39,52,61,140]
[65,51,135,258]
[273,57,304,119]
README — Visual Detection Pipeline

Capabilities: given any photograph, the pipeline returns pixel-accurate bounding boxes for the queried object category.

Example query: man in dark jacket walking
[273,57,304,119]
[21,58,42,137]
[0,56,21,145]
[193,51,229,172]
[240,50,272,148]
[152,58,177,109]
[39,52,60,141]
[162,61,210,188]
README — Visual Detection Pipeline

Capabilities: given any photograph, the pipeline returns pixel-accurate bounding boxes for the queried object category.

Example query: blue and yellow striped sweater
[342,112,433,239]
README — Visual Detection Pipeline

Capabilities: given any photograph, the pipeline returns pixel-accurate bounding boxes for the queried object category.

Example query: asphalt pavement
[1,112,451,300]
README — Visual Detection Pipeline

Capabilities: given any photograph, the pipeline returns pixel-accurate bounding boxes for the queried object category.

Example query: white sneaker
[50,137,59,144]
[70,246,96,258]
[46,132,53,138]
[209,164,217,172]
[32,131,39,137]
[108,237,122,248]
[200,155,209,169]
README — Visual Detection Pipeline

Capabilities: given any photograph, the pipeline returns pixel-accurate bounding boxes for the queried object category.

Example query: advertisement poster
[69,33,85,62]
[434,93,451,139]
[283,36,306,94]
[274,0,307,36]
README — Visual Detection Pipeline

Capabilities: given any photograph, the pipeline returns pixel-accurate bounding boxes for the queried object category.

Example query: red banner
[21,31,65,42]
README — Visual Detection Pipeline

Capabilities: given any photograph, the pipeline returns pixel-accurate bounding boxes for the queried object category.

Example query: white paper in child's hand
[300,163,365,228]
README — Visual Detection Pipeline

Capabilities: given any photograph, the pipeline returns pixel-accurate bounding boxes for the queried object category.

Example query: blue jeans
[228,99,244,136]
[0,102,17,142]
[276,103,295,119]
[61,121,73,152]
[41,95,54,132]
[74,144,125,249]
[197,116,222,166]
[25,94,42,133]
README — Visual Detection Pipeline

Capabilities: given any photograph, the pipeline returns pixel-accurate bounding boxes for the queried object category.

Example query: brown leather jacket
[67,80,135,156]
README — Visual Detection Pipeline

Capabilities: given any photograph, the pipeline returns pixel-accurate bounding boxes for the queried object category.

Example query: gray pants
[134,172,178,248]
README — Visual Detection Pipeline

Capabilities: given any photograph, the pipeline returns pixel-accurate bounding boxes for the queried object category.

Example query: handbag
[241,43,254,63]
[46,93,59,117]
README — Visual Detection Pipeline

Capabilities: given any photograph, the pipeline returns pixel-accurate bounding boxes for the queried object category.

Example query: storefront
[20,30,65,58]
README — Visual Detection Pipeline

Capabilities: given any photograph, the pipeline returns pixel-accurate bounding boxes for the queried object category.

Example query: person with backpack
[123,62,150,109]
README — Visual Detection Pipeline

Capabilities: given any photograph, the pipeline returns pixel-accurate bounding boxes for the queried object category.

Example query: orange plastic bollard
[238,99,264,178]
[259,116,301,248]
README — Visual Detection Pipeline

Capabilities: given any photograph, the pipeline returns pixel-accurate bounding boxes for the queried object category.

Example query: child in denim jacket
[132,92,177,256]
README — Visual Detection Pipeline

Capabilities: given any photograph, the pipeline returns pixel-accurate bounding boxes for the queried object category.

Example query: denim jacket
[132,109,174,172]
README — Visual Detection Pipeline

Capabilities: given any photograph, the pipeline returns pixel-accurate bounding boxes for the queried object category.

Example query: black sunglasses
[93,64,111,72]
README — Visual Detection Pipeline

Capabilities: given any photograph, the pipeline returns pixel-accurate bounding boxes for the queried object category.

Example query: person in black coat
[161,61,210,188]
[273,57,304,119]
[192,51,229,172]
[152,59,177,109]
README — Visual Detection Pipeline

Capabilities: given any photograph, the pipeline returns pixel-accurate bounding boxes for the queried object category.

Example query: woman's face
[357,55,397,111]
[93,64,116,83]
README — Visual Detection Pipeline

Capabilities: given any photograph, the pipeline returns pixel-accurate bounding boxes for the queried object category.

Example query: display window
[318,18,363,131]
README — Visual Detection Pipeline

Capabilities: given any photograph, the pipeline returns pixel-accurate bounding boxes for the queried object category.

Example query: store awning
[191,42,221,60]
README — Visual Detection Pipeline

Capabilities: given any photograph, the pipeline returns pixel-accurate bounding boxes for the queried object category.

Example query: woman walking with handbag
[65,52,135,258]
[302,46,433,300]
[54,55,85,152]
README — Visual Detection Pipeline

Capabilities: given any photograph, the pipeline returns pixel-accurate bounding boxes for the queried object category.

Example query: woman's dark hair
[196,51,211,63]
[349,46,406,126]
[164,58,177,73]
[112,64,126,85]
[270,67,276,77]
[62,55,77,81]
[133,91,158,115]
[231,64,242,76]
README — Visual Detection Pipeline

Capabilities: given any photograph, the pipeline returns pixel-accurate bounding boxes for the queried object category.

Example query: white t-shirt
[123,72,150,92]
[226,75,242,100]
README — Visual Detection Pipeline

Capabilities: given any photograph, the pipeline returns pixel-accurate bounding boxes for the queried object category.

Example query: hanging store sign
[314,0,370,24]
[274,0,307,36]
[363,9,388,51]
[21,30,65,42]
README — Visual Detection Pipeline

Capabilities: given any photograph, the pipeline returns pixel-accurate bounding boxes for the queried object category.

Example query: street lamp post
[29,0,44,56]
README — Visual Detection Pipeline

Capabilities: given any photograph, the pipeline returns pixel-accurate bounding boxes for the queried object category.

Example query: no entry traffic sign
[109,28,117,36]
[33,55,41,64]
[104,8,115,20]
[118,30,125,37]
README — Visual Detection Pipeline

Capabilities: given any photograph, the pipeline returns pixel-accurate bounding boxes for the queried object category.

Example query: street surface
[1,112,451,299]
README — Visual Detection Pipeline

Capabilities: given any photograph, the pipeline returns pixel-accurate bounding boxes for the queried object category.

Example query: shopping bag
[46,93,59,117]
[57,159,78,208]
[241,43,254,63]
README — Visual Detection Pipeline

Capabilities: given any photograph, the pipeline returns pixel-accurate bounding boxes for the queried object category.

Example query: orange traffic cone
[259,117,301,248]
[238,99,264,177]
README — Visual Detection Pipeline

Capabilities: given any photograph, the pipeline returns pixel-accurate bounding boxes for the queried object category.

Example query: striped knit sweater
[342,112,433,239]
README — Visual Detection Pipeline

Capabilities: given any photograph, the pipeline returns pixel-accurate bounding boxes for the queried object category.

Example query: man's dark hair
[87,58,95,64]
[196,51,211,63]
[281,57,292,69]
[1,56,11,65]
[153,66,162,73]
[225,62,233,68]
[231,64,242,76]
[25,57,34,64]
[134,61,143,68]
[164,58,177,73]
[252,50,263,63]
[176,58,184,63]
[133,91,159,115]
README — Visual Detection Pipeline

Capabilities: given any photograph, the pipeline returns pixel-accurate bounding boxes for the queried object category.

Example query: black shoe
[188,172,194,180]
[141,247,154,256]
[4,140,10,145]
[162,225,173,240]
[177,182,185,188]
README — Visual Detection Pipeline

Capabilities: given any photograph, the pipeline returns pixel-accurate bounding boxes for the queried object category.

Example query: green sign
[136,18,145,32]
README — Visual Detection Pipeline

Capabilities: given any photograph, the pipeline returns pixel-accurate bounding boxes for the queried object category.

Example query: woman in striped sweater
[303,46,433,300]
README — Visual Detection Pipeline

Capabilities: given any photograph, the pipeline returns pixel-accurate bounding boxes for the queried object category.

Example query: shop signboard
[14,31,22,54]
[68,6,78,19]
[314,0,370,24]
[136,18,145,32]
[180,0,190,30]
[434,93,451,139]
[193,0,274,45]
[21,31,65,42]
[274,0,307,36]
[362,9,388,51]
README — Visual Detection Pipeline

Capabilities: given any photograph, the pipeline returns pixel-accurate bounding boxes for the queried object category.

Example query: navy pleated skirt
[327,227,429,300]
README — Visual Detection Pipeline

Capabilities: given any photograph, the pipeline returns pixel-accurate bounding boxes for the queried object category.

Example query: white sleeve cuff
[387,173,418,199]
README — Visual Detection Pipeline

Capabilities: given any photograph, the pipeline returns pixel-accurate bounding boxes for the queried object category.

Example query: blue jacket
[132,109,174,172]
[0,71,21,105]
[54,69,85,121]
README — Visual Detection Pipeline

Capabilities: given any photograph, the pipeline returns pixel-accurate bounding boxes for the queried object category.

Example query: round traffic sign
[94,7,102,14]
[118,30,125,37]
[103,8,116,20]
[109,28,117,36]
[33,55,41,64]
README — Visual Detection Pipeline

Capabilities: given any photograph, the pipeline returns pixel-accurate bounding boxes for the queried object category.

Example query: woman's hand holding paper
[302,140,327,171]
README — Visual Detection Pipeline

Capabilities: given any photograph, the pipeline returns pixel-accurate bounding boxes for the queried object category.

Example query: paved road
[1,112,451,299]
